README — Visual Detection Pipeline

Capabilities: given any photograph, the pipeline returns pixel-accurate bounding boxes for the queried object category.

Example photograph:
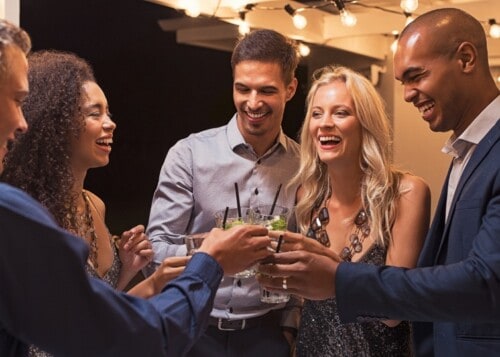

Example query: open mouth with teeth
[319,136,341,145]
[96,138,113,147]
[418,102,435,116]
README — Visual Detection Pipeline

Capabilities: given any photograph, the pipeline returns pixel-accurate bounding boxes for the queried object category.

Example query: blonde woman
[262,65,430,356]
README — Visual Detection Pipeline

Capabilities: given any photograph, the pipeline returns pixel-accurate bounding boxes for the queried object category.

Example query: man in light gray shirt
[146,29,301,356]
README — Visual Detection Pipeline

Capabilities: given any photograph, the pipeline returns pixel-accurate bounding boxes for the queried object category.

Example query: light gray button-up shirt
[146,114,301,324]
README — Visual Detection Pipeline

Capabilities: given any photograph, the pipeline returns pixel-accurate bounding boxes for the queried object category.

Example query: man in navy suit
[258,8,500,356]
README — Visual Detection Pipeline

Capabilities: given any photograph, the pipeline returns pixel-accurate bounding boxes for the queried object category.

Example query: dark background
[20,0,309,233]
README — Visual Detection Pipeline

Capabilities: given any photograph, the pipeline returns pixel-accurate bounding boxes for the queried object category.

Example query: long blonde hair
[290,65,404,247]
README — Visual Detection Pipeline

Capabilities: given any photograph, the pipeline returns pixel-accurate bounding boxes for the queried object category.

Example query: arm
[127,256,190,298]
[336,185,500,323]
[0,188,222,356]
[115,224,154,290]
[85,191,154,289]
[146,140,195,262]
[382,174,430,326]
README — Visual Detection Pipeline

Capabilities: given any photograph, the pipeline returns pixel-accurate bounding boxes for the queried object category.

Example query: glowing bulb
[293,13,307,30]
[182,1,201,18]
[298,43,310,57]
[490,23,500,39]
[390,38,398,54]
[231,0,248,11]
[340,9,357,27]
[405,15,414,26]
[239,21,250,35]
[400,0,418,13]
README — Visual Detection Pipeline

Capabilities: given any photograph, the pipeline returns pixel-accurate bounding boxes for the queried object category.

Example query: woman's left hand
[117,224,153,273]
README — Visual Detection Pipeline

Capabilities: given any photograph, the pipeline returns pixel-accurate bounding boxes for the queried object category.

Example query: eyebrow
[398,66,424,82]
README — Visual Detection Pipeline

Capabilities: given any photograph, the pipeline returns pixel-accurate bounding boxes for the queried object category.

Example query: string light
[404,12,414,26]
[162,0,497,48]
[284,4,308,30]
[489,19,500,39]
[298,42,311,57]
[238,11,250,35]
[333,0,357,27]
[179,0,201,18]
[400,0,418,14]
[390,32,399,54]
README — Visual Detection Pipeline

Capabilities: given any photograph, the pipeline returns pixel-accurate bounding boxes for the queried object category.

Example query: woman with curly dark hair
[1,51,189,356]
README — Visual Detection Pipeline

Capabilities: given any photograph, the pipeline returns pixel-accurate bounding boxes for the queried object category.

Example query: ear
[456,42,477,73]
[285,77,298,102]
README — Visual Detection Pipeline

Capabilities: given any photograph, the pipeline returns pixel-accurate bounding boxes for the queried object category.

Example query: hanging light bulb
[231,0,249,11]
[181,0,201,18]
[298,43,311,57]
[284,4,308,30]
[390,34,399,54]
[340,9,357,27]
[400,0,418,13]
[404,12,414,26]
[489,19,500,39]
[334,0,357,27]
[238,12,250,35]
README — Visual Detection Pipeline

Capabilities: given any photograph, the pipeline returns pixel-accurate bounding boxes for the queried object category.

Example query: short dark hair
[0,19,31,78]
[231,29,299,85]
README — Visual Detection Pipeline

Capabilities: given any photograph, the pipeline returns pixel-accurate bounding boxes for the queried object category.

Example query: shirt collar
[442,94,500,159]
[227,113,288,153]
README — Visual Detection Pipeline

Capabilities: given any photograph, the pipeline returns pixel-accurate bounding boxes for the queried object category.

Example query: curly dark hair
[1,50,95,230]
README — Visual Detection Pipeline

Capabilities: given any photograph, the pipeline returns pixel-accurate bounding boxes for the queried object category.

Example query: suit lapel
[434,120,500,262]
[418,167,450,267]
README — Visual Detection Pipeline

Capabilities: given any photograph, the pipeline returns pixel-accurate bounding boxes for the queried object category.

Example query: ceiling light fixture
[284,4,308,30]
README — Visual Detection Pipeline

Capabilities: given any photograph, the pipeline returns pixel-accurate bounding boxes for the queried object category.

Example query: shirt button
[254,188,259,195]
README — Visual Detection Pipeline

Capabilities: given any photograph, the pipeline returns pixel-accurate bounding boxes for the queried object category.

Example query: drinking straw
[275,235,284,253]
[269,183,282,215]
[222,206,229,230]
[234,182,242,217]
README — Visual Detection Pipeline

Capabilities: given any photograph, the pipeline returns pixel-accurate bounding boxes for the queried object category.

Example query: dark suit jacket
[336,120,500,356]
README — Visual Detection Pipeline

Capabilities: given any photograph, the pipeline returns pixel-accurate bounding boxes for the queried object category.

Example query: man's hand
[257,231,340,300]
[198,225,271,276]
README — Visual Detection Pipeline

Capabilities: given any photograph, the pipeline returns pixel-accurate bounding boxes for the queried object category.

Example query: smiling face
[308,80,362,168]
[70,81,116,174]
[0,46,28,173]
[394,30,470,135]
[233,60,297,154]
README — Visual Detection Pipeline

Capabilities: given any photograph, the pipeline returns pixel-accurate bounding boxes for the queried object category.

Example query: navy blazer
[336,120,500,356]
[0,183,222,356]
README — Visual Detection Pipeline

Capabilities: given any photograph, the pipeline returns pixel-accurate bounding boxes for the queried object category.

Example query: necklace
[72,191,99,269]
[339,209,370,262]
[306,197,371,261]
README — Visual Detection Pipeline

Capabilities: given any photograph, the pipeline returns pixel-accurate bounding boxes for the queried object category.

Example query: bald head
[399,8,489,69]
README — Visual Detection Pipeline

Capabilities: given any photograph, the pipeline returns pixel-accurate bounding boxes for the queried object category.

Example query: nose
[320,114,335,128]
[17,110,28,134]
[103,116,116,131]
[246,90,262,110]
[403,84,417,103]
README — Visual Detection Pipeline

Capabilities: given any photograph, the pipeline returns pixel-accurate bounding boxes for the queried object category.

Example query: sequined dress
[296,245,412,357]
